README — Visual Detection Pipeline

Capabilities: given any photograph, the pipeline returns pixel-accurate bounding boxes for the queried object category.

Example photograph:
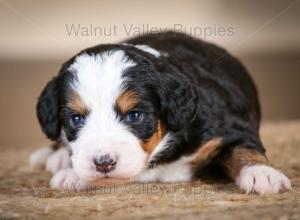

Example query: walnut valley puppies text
[65,24,235,39]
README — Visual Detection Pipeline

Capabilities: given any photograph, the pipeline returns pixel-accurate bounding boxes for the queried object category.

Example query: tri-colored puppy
[30,32,291,194]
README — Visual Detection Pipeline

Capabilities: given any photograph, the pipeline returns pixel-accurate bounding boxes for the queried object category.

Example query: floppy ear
[36,77,61,141]
[158,73,198,131]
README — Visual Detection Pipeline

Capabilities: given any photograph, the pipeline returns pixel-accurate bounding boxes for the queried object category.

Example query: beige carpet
[0,121,299,220]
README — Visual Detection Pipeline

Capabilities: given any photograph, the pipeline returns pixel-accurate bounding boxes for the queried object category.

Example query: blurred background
[0,0,299,148]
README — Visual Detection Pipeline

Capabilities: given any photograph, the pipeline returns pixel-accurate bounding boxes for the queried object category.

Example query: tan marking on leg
[190,138,223,167]
[116,90,139,113]
[141,120,165,154]
[67,90,88,115]
[219,148,269,180]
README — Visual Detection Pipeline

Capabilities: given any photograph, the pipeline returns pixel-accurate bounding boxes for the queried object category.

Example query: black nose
[93,154,116,173]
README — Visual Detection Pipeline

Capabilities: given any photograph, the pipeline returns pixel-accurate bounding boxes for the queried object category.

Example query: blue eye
[70,114,85,127]
[126,111,144,124]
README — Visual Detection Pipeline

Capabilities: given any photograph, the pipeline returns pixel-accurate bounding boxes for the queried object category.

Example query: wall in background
[0,0,299,146]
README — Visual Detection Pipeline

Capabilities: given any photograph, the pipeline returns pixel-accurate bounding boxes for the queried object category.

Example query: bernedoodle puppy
[30,31,291,194]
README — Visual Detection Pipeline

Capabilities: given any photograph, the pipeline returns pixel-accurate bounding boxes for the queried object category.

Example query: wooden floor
[0,120,300,220]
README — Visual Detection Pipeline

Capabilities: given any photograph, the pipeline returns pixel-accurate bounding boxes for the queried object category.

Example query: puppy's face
[38,49,165,181]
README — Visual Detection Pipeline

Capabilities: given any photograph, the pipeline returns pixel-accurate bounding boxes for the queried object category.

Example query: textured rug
[0,121,299,219]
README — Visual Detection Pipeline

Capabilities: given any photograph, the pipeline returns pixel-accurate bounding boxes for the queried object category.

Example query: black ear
[158,74,198,131]
[37,77,61,140]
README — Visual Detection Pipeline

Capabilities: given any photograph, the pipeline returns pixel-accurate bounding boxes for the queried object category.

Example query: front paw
[46,148,71,174]
[29,146,53,170]
[50,168,92,190]
[236,165,292,194]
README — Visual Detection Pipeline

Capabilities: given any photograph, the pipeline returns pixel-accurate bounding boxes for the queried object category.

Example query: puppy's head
[37,46,197,181]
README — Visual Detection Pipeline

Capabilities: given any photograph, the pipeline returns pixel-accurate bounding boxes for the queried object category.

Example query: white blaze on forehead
[68,50,135,111]
[68,50,137,148]
[69,50,135,141]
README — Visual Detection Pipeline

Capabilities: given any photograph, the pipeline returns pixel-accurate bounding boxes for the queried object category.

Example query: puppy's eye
[125,111,144,124]
[70,114,85,127]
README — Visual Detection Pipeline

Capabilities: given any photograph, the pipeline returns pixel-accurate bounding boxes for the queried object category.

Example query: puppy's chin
[90,177,132,187]
[73,167,138,187]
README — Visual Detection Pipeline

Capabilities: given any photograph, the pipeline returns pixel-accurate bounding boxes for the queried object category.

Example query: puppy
[30,31,291,194]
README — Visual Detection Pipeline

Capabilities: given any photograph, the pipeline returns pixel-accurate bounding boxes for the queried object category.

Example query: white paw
[50,168,91,190]
[46,148,71,174]
[29,146,53,170]
[236,165,292,194]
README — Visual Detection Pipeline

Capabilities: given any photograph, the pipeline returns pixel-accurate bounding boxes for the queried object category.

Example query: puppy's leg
[46,147,71,174]
[30,142,71,173]
[219,147,291,194]
[50,168,92,191]
[29,146,53,170]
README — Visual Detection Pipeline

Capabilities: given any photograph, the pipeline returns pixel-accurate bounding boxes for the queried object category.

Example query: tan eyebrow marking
[141,120,165,154]
[116,90,139,113]
[67,90,88,115]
